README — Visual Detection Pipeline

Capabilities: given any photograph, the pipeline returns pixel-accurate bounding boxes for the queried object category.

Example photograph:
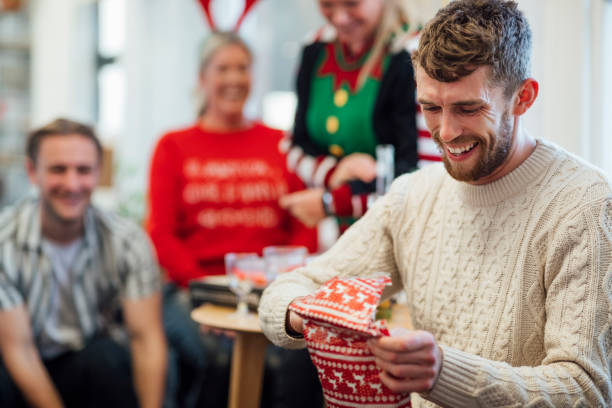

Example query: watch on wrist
[321,190,334,216]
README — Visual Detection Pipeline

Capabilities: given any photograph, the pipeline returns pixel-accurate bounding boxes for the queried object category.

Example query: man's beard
[434,110,513,183]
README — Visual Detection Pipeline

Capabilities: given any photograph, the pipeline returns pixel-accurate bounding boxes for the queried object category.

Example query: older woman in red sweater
[146,31,322,408]
[147,33,316,287]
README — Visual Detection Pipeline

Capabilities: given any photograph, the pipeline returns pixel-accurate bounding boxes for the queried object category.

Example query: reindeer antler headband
[197,0,261,31]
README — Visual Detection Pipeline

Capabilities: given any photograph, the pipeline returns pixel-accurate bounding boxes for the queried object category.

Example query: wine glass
[376,144,395,196]
[263,245,308,283]
[224,252,265,316]
[368,144,395,208]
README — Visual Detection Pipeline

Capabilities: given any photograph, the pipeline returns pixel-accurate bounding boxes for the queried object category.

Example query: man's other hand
[368,329,443,394]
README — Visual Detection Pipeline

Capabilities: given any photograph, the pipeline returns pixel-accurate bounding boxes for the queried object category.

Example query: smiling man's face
[27,134,100,228]
[416,65,515,184]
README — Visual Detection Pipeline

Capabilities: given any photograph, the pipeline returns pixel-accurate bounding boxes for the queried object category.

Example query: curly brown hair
[412,0,531,97]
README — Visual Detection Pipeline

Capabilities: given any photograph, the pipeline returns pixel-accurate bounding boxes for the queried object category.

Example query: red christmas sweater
[146,122,317,287]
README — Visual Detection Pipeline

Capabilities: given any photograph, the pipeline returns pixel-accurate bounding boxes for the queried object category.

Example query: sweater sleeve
[424,198,612,407]
[146,135,200,287]
[258,177,407,349]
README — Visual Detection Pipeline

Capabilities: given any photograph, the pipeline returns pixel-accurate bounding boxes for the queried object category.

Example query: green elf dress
[287,27,420,226]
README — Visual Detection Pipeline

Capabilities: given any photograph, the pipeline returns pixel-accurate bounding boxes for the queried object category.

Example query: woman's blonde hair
[357,0,418,88]
[356,0,426,89]
[196,31,252,117]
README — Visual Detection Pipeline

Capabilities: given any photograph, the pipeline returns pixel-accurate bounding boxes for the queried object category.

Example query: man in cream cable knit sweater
[259,0,612,406]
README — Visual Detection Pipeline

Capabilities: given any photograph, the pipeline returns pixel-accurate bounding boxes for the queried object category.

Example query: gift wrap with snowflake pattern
[289,277,411,408]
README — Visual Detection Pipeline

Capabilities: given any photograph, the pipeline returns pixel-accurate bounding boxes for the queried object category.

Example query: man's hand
[279,188,326,227]
[329,153,377,190]
[368,329,443,394]
[286,310,304,337]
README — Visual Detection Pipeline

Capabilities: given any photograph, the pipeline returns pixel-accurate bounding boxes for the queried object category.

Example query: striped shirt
[0,198,161,354]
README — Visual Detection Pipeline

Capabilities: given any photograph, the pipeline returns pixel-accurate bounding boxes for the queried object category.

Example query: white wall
[118,0,206,210]
[30,0,96,127]
[600,1,612,177]
[518,0,609,174]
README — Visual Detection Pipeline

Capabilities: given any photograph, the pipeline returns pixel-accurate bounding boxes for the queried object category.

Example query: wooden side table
[191,304,269,408]
[191,301,413,408]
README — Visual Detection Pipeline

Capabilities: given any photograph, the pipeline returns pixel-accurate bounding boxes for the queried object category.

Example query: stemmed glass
[368,144,395,208]
[263,245,308,283]
[375,144,395,197]
[225,252,266,317]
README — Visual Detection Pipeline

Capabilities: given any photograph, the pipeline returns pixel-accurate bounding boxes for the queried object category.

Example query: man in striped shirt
[0,119,167,407]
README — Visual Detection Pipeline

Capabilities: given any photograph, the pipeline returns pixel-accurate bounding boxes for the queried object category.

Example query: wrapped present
[289,277,411,408]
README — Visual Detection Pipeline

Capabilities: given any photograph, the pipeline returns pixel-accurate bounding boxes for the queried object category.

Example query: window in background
[0,4,30,207]
[96,0,125,144]
[94,0,125,206]
[602,0,612,176]
[254,0,324,129]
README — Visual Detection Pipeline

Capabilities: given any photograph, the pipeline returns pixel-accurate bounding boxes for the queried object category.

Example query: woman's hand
[329,153,377,190]
[279,188,326,227]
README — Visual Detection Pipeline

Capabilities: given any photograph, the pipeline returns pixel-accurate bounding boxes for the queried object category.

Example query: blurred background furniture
[0,3,30,206]
[191,299,413,408]
[191,304,269,408]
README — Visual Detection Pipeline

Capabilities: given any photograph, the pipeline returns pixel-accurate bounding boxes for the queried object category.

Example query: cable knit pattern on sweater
[259,140,612,407]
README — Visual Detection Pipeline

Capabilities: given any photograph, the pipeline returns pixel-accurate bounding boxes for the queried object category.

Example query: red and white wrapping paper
[289,277,411,408]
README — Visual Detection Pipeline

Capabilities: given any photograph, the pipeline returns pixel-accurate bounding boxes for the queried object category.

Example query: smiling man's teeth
[448,142,477,155]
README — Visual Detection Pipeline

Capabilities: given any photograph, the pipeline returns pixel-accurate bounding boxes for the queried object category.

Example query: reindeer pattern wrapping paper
[289,277,411,408]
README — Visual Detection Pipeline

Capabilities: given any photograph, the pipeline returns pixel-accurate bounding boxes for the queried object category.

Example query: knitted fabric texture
[259,140,612,407]
[290,277,411,408]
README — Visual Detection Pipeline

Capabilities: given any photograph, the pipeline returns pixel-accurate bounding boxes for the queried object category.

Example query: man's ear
[25,158,38,186]
[513,78,538,116]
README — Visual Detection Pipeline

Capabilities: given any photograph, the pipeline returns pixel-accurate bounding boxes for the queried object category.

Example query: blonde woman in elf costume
[146,31,322,408]
[280,0,438,229]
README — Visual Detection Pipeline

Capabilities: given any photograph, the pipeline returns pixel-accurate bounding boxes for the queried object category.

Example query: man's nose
[62,170,80,190]
[439,112,462,142]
